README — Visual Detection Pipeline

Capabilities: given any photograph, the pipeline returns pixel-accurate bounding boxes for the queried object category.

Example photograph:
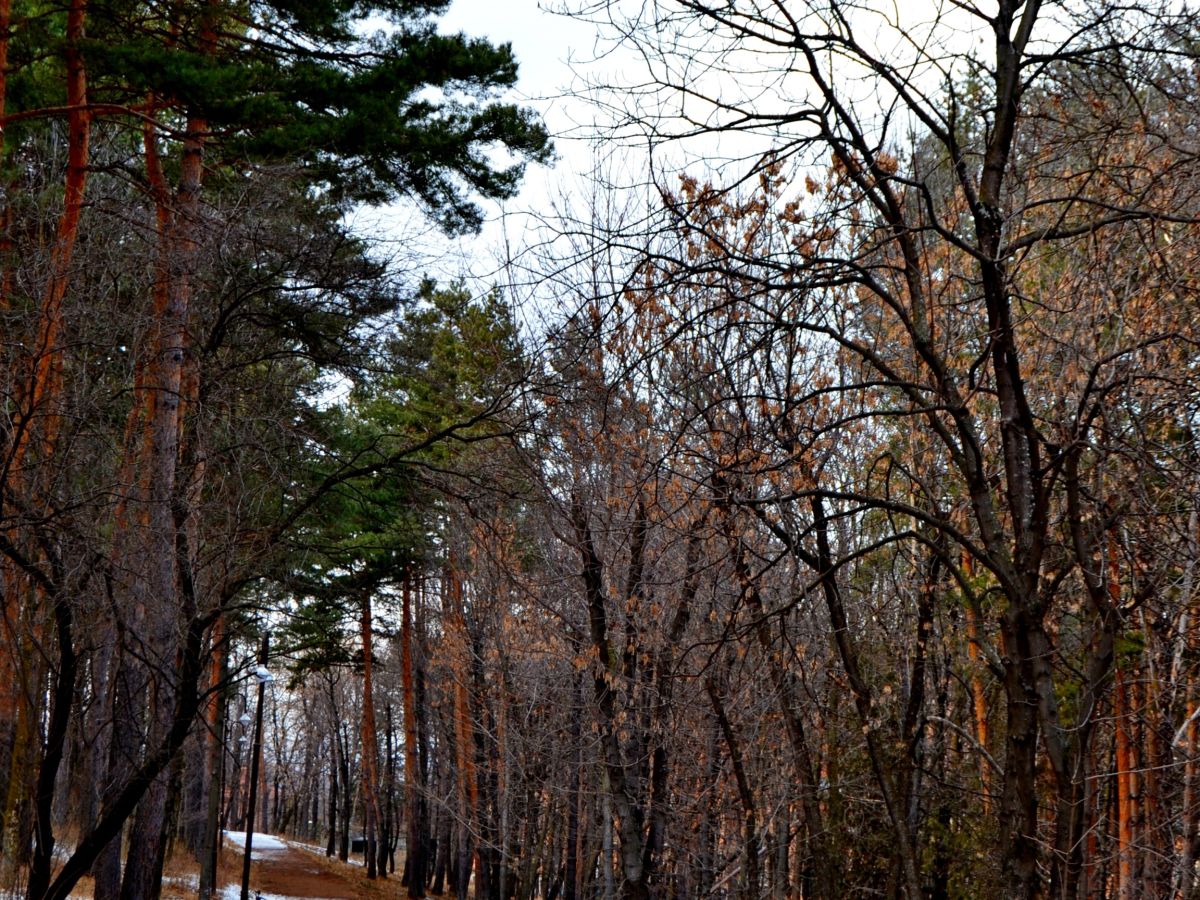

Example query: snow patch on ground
[218,887,343,900]
[224,831,289,857]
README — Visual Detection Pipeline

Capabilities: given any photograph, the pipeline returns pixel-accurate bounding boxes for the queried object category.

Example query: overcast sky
[380,1,980,299]
[386,0,775,297]
[363,0,606,287]
[438,0,598,135]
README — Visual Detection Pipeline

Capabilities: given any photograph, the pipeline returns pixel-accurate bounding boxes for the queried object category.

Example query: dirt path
[223,833,379,900]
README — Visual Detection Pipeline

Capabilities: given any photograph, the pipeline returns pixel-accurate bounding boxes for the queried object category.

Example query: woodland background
[2,1,1200,900]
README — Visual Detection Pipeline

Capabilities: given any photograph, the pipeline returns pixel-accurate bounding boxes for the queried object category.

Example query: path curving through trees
[221,834,363,900]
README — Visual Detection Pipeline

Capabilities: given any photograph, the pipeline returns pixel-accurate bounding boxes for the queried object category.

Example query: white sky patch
[358,0,618,290]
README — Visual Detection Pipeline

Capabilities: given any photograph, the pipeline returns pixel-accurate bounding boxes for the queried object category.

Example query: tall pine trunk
[117,87,209,900]
[446,562,476,900]
[402,576,428,897]
[361,591,383,878]
[19,0,90,891]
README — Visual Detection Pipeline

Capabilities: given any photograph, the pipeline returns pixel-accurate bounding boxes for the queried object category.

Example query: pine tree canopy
[14,0,552,232]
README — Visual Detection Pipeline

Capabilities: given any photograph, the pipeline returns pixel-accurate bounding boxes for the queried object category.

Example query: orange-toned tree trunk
[0,661,33,880]
[11,0,89,473]
[1108,536,1136,900]
[116,8,213,886]
[89,103,174,900]
[1181,671,1200,897]
[1139,655,1162,893]
[1179,531,1200,895]
[962,554,991,813]
[965,604,991,812]
[1115,668,1134,900]
[17,0,90,893]
[198,614,227,900]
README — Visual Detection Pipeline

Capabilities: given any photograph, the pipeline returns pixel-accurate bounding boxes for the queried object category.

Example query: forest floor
[4,833,396,899]
[219,833,396,900]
